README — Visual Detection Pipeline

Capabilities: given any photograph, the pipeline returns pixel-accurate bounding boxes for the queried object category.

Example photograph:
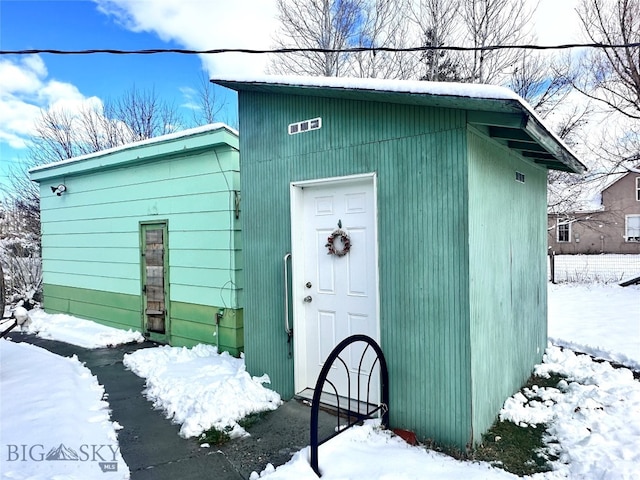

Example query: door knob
[303,295,313,303]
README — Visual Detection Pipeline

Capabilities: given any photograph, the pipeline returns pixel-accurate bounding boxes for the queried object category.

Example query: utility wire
[1,42,640,56]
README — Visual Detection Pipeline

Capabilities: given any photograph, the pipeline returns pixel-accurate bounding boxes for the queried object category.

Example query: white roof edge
[212,74,586,173]
[212,74,523,102]
[29,122,237,174]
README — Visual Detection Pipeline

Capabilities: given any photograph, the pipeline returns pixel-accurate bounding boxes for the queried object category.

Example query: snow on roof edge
[29,122,237,175]
[213,74,586,173]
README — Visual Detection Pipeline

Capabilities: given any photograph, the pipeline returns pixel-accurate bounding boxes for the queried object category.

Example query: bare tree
[575,0,640,120]
[112,86,180,140]
[2,86,181,242]
[269,0,365,76]
[351,0,411,79]
[458,0,536,84]
[410,0,462,81]
[269,0,411,78]
[565,0,640,173]
[190,72,227,125]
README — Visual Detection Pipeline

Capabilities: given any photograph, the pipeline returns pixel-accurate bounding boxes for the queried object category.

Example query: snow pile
[0,340,130,479]
[22,309,144,348]
[123,344,282,438]
[250,420,518,480]
[501,345,640,479]
[548,284,640,369]
[253,344,640,480]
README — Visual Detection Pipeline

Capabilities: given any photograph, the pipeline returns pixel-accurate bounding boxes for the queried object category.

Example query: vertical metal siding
[468,129,547,444]
[240,92,473,447]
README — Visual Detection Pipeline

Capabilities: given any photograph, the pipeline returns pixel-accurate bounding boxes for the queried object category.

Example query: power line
[1,42,640,56]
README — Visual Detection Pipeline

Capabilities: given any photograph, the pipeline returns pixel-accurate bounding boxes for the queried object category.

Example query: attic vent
[515,171,526,183]
[289,117,322,135]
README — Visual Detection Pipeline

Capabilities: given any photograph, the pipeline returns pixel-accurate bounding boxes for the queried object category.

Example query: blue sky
[0,0,279,186]
[0,0,580,189]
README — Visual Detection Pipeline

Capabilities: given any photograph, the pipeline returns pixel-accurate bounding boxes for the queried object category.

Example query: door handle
[303,295,313,303]
[284,253,292,335]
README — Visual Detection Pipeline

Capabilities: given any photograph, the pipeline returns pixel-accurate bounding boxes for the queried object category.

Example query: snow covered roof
[29,123,238,180]
[212,74,586,174]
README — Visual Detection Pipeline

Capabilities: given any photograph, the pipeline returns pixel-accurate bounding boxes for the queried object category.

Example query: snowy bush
[0,244,42,310]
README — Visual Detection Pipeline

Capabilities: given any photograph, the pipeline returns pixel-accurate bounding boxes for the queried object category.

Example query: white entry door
[291,175,379,404]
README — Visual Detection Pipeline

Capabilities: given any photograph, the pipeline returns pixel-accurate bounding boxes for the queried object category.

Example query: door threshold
[295,388,379,418]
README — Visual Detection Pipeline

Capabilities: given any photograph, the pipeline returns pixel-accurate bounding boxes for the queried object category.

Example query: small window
[515,171,525,183]
[626,214,640,242]
[557,220,571,243]
[636,177,640,201]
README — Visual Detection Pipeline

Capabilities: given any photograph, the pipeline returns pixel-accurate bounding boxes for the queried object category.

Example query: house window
[626,215,640,242]
[557,220,571,243]
[636,177,640,201]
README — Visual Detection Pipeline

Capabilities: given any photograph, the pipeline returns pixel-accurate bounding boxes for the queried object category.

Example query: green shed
[212,76,586,449]
[29,124,243,354]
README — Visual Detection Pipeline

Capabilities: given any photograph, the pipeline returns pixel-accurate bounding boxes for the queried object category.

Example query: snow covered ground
[1,283,638,479]
[548,283,640,369]
[122,344,282,439]
[20,309,144,348]
[0,341,130,480]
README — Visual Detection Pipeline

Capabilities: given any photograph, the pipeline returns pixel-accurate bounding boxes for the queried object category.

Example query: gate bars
[309,334,389,477]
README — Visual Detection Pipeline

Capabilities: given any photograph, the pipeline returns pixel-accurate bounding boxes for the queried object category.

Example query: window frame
[636,177,640,202]
[625,214,640,242]
[557,219,571,243]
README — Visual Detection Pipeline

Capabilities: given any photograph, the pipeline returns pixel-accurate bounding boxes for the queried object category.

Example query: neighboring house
[548,170,640,254]
[29,124,243,354]
[212,75,586,449]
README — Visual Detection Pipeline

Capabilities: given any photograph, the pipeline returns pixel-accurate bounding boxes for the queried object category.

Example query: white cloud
[94,0,279,76]
[535,0,582,45]
[0,56,104,153]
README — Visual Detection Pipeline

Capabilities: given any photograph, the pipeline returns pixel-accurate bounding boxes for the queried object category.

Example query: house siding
[35,134,243,353]
[548,173,640,254]
[239,92,473,447]
[468,129,547,444]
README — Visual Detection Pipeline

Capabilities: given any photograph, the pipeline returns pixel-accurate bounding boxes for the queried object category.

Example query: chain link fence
[548,254,640,284]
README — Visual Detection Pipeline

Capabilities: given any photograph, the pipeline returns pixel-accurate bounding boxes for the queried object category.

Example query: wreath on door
[326,228,351,257]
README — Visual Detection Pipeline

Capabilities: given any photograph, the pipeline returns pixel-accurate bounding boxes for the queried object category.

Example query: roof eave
[30,124,238,182]
[214,77,586,175]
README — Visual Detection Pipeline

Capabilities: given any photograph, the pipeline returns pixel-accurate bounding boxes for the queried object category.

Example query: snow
[18,308,145,348]
[548,283,640,369]
[2,283,639,479]
[501,345,640,479]
[213,73,524,102]
[0,340,130,479]
[122,344,282,439]
[28,122,236,174]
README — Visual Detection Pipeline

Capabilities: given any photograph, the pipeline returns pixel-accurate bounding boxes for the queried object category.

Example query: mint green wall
[238,92,473,448]
[33,128,243,352]
[467,128,548,443]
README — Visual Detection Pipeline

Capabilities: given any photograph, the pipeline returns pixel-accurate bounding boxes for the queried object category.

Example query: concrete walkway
[8,333,336,479]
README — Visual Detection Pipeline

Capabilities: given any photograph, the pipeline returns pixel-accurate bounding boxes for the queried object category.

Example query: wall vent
[515,171,525,183]
[289,117,322,135]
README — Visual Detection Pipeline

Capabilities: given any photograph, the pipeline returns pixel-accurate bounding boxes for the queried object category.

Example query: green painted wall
[238,92,473,447]
[33,127,244,354]
[43,284,243,354]
[467,128,547,444]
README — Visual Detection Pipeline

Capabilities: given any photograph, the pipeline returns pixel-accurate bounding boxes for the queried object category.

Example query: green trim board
[43,284,141,330]
[212,75,586,174]
[42,283,244,354]
[30,124,239,180]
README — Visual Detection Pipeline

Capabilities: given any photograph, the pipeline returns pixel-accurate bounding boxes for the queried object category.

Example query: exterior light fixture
[51,184,67,196]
